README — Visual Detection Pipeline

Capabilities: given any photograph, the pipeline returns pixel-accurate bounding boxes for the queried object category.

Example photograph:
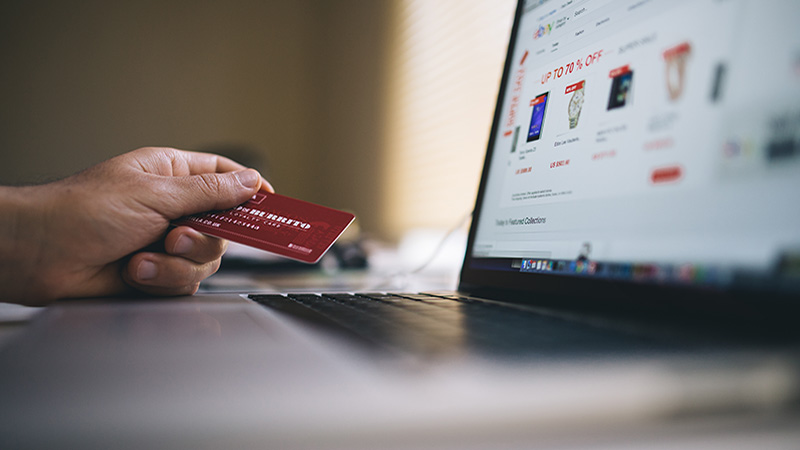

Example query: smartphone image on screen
[607,70,633,110]
[527,92,549,142]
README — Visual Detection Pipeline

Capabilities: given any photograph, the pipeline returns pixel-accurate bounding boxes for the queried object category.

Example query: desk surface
[2,257,799,449]
[0,302,42,348]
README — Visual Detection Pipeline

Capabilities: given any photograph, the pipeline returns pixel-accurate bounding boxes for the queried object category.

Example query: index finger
[178,150,274,192]
[179,150,248,174]
[128,147,248,176]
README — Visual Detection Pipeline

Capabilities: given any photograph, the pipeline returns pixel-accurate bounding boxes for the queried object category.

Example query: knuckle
[209,259,222,275]
[180,263,202,284]
[208,239,227,260]
[196,173,223,195]
[156,259,195,287]
[197,173,219,191]
[194,236,226,261]
[175,283,200,296]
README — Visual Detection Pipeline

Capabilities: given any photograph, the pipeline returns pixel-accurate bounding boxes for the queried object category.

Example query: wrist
[0,185,57,305]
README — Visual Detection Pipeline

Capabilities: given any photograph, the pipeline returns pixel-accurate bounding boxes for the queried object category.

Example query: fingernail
[235,169,260,189]
[137,260,158,281]
[261,178,275,193]
[173,235,193,255]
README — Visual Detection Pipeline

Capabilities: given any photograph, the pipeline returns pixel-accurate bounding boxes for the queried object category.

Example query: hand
[1,147,272,306]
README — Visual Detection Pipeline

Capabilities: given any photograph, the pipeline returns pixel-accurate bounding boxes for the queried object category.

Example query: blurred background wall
[0,0,514,242]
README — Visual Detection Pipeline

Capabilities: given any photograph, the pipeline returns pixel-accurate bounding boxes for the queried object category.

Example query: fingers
[175,150,275,192]
[128,147,248,176]
[172,148,274,192]
[258,177,275,193]
[164,227,228,264]
[126,147,275,219]
[152,168,263,219]
[123,252,222,296]
[130,148,274,186]
[123,226,229,295]
[190,151,249,174]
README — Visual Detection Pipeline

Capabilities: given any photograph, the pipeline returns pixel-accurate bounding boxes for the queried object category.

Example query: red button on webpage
[651,166,682,184]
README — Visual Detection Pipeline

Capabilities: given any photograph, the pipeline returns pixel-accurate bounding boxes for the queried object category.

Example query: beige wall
[0,0,389,236]
[310,1,388,233]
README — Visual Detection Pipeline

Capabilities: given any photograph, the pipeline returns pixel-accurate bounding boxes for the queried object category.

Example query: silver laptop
[2,0,800,448]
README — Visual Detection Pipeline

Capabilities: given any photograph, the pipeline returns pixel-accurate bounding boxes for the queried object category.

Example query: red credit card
[173,190,355,263]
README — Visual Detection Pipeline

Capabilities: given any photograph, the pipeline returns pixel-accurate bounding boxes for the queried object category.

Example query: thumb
[155,169,263,219]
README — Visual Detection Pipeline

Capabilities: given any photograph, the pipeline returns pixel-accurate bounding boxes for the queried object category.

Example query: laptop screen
[465,0,800,296]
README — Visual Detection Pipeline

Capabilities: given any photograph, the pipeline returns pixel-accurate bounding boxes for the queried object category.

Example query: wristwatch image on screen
[568,83,585,129]
[664,41,691,101]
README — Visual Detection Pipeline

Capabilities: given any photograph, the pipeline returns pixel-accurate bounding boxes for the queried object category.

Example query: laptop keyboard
[249,292,657,357]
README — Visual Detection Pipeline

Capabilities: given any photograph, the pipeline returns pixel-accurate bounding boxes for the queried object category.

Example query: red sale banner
[663,42,691,59]
[609,65,631,78]
[530,96,547,106]
[565,80,585,94]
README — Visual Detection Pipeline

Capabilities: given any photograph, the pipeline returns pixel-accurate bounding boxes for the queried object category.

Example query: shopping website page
[472,0,800,287]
